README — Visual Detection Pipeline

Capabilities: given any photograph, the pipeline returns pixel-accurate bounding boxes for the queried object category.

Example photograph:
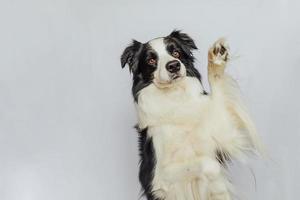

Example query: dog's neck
[135,77,208,129]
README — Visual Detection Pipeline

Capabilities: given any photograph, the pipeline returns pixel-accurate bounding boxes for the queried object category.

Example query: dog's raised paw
[208,38,230,66]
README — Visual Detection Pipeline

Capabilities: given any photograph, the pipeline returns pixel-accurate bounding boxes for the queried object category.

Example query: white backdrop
[0,0,299,199]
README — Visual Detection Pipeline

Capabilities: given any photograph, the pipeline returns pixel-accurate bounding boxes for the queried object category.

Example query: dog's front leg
[207,39,263,155]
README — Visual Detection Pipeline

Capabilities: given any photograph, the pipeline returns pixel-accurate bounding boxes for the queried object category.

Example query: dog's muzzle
[166,60,182,80]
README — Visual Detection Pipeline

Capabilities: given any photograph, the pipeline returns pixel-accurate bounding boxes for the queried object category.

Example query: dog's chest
[136,77,208,128]
[136,78,214,163]
[149,125,205,164]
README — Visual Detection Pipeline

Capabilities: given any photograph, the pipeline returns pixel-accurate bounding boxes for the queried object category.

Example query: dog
[121,30,262,200]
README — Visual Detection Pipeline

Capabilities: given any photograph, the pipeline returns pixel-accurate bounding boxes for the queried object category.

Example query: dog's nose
[166,60,181,73]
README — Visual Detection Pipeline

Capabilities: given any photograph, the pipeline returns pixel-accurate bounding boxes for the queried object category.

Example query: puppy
[121,30,262,200]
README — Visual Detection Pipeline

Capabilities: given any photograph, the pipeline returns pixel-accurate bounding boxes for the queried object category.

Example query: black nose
[166,60,181,73]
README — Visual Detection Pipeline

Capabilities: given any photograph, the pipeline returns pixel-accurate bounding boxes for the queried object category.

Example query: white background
[0,0,299,199]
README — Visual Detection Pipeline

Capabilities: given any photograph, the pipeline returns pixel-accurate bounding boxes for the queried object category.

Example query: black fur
[121,30,202,102]
[136,127,158,200]
[121,40,143,72]
[216,149,231,166]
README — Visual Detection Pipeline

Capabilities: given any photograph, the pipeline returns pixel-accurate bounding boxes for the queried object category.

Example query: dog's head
[121,30,201,101]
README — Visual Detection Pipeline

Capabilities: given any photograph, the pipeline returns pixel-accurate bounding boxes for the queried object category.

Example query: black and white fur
[121,31,262,200]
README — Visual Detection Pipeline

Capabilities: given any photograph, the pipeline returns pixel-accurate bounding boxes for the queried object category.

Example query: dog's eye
[172,51,180,58]
[148,58,157,65]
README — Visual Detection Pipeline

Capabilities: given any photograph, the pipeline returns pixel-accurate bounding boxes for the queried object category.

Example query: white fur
[149,38,186,86]
[135,40,262,200]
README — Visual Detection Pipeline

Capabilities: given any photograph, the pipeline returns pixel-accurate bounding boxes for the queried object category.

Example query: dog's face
[121,30,201,101]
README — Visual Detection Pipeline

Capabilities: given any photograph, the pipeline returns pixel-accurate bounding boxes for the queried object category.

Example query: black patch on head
[165,30,202,81]
[121,40,143,72]
[136,126,159,200]
[121,41,157,102]
[130,44,159,102]
[168,30,198,52]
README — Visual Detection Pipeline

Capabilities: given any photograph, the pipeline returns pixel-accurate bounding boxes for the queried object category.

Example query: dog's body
[121,31,262,200]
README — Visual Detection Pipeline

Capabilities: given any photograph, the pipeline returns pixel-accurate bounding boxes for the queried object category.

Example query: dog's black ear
[168,30,198,51]
[121,40,142,72]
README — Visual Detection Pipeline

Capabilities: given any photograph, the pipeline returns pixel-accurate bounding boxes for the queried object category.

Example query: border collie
[121,30,262,200]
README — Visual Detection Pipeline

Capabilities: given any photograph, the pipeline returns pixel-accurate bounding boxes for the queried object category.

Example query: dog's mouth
[154,74,184,88]
[171,74,181,80]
